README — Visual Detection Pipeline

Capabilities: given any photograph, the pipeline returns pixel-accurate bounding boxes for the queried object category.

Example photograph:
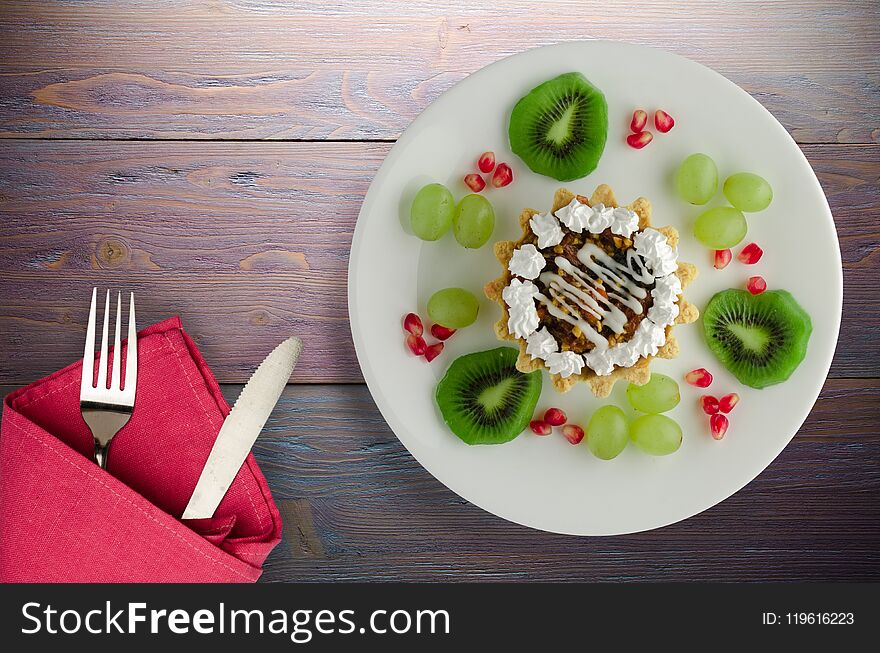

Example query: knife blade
[182,336,302,520]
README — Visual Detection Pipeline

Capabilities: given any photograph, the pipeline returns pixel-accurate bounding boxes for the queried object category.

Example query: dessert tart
[485,185,699,397]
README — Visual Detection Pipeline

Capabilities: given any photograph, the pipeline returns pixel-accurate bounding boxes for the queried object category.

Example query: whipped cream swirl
[526,327,558,360]
[529,212,564,248]
[502,278,540,339]
[554,198,639,238]
[634,228,679,277]
[508,244,546,280]
[544,351,584,378]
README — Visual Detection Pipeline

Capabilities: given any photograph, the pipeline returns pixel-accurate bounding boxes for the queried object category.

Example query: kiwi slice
[508,72,608,182]
[436,347,542,445]
[702,289,812,389]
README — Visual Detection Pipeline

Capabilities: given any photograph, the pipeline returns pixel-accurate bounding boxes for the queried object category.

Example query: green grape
[629,414,682,456]
[427,288,480,329]
[626,373,680,414]
[693,206,747,249]
[453,194,495,249]
[723,172,773,212]
[410,183,455,241]
[587,405,629,460]
[675,153,718,205]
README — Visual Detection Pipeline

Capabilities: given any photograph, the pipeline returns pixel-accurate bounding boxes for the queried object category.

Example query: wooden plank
[244,382,878,582]
[0,380,874,581]
[0,1,877,143]
[0,141,876,383]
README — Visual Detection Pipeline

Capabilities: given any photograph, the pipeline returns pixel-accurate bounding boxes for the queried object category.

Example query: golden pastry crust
[485,185,699,397]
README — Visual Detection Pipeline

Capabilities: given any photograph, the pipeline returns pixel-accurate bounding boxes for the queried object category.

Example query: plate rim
[348,40,843,536]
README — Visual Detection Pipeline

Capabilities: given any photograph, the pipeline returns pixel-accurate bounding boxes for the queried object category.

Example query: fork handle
[94,441,110,469]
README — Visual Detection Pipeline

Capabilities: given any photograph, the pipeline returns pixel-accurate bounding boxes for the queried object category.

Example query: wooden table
[1,1,877,582]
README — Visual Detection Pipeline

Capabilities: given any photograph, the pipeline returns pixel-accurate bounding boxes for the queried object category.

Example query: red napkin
[0,317,282,582]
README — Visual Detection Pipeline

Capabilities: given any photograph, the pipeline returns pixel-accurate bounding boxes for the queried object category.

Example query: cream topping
[634,228,679,277]
[508,244,546,280]
[554,199,640,238]
[526,327,558,360]
[502,278,540,339]
[529,212,564,248]
[503,204,682,377]
[544,351,585,378]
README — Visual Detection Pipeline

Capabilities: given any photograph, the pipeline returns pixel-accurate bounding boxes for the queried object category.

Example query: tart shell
[485,185,699,397]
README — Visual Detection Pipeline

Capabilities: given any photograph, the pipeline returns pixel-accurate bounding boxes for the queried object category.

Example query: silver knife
[182,337,302,520]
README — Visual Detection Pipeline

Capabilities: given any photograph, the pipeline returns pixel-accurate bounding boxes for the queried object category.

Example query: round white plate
[348,41,841,535]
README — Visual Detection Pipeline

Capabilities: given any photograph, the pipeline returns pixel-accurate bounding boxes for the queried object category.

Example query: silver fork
[79,289,138,469]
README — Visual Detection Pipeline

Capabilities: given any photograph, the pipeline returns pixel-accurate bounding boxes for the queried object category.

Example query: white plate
[348,41,841,535]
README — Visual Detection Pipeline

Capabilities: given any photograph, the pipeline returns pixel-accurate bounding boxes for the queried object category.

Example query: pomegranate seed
[747,275,767,295]
[530,420,552,436]
[626,131,653,149]
[543,407,567,426]
[700,395,720,415]
[492,163,513,188]
[719,393,740,414]
[477,151,496,173]
[562,424,585,445]
[463,173,486,193]
[654,109,675,133]
[630,109,648,133]
[685,368,713,388]
[430,324,456,341]
[714,249,732,270]
[403,312,423,337]
[405,334,426,356]
[737,242,763,265]
[424,342,444,362]
[710,413,729,440]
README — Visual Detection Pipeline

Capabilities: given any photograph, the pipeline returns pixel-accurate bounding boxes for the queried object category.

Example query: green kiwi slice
[436,347,542,445]
[508,72,608,182]
[702,289,812,389]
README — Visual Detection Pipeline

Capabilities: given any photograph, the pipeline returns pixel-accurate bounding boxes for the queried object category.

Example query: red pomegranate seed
[714,249,732,270]
[626,131,653,149]
[530,420,552,436]
[430,324,456,341]
[405,334,426,356]
[630,109,648,133]
[463,173,486,193]
[737,242,763,265]
[747,276,767,295]
[477,151,496,174]
[562,424,585,445]
[654,109,675,133]
[492,163,513,188]
[403,312,423,337]
[719,393,740,414]
[424,342,444,362]
[700,395,720,415]
[543,407,567,426]
[710,413,729,440]
[685,368,713,388]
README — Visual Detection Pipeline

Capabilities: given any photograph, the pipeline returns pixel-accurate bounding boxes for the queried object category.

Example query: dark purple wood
[0,141,876,383]
[242,382,880,582]
[0,1,877,143]
[0,0,877,584]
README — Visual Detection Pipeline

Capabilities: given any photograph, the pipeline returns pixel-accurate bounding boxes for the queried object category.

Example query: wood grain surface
[240,382,879,581]
[0,1,878,143]
[0,141,877,383]
[0,0,877,582]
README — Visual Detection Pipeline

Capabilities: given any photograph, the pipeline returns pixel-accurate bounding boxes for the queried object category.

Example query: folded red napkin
[0,317,282,582]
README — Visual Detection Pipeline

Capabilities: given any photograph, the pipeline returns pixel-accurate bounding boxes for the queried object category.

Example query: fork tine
[80,287,97,392]
[111,291,122,389]
[96,289,110,390]
[124,292,137,399]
